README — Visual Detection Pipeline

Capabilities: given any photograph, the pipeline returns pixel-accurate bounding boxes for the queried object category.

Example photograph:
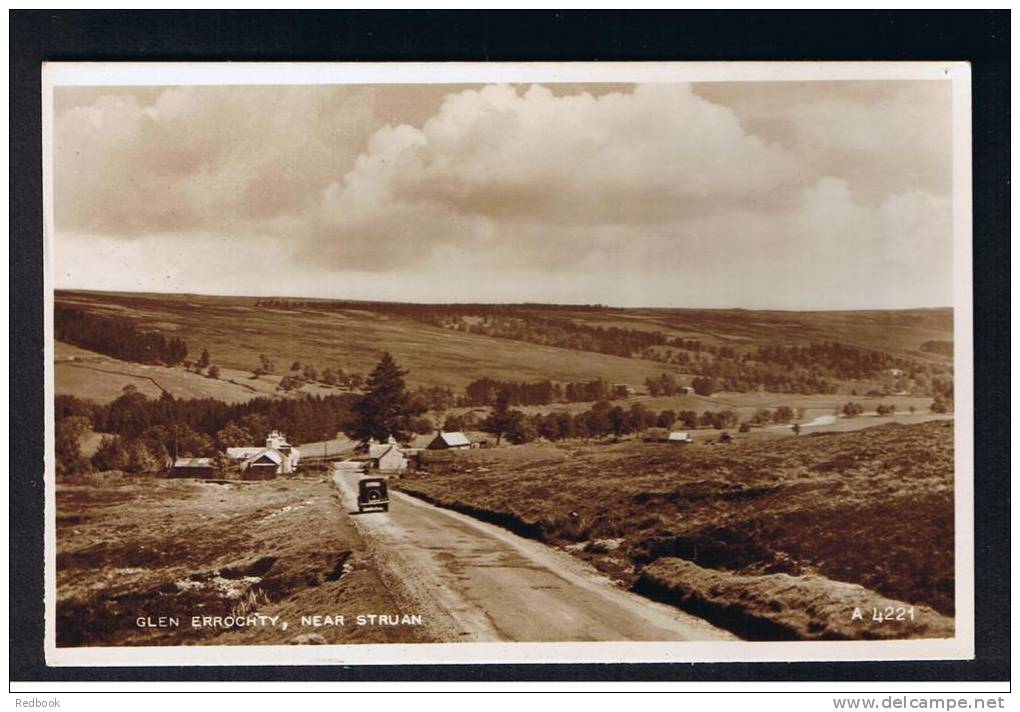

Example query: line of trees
[461,377,627,407]
[55,306,188,366]
[459,397,771,446]
[55,387,358,477]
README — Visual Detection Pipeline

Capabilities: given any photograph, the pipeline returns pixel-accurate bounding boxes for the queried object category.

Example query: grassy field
[55,341,350,404]
[54,291,953,394]
[56,476,431,646]
[55,291,693,391]
[399,420,956,618]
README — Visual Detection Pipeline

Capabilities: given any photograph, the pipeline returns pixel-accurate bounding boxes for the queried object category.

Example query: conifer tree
[346,353,424,444]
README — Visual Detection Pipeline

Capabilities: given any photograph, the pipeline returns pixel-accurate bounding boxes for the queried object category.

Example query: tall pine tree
[346,353,424,444]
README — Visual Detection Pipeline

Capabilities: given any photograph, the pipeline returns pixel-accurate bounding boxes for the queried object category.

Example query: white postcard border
[41,60,974,667]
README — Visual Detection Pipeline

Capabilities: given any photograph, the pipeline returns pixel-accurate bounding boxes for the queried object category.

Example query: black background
[9,10,1010,684]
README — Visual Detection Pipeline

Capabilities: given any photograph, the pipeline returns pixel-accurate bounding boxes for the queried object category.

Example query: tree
[443,413,467,432]
[207,364,220,379]
[677,410,698,429]
[626,404,651,434]
[505,413,537,444]
[92,435,130,472]
[738,422,751,433]
[213,451,234,477]
[197,349,211,369]
[930,397,949,414]
[254,354,276,377]
[608,406,630,439]
[691,376,716,396]
[842,401,865,417]
[176,426,215,457]
[410,416,436,435]
[773,406,795,423]
[303,365,319,382]
[55,415,92,477]
[291,361,302,372]
[345,353,425,444]
[278,375,302,391]
[481,389,517,446]
[125,439,160,473]
[236,413,272,443]
[585,408,612,438]
[215,422,251,450]
[792,423,802,436]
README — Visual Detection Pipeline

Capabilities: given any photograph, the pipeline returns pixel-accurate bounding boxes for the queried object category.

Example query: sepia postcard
[42,61,974,666]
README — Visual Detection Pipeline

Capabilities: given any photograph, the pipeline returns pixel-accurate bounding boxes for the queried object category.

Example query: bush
[842,402,865,417]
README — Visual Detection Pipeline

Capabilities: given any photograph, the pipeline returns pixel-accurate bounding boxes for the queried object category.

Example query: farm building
[169,457,215,478]
[225,430,301,478]
[364,436,408,472]
[642,428,693,443]
[370,443,408,472]
[426,431,472,450]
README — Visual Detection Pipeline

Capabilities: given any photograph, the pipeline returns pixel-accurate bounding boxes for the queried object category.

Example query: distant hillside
[53,290,953,396]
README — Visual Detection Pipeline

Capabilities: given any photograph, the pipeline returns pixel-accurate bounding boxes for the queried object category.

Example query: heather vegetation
[401,421,956,616]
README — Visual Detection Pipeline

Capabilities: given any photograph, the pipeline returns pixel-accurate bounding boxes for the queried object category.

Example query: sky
[52,80,955,309]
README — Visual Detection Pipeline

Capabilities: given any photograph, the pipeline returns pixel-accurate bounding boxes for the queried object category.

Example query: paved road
[333,469,734,643]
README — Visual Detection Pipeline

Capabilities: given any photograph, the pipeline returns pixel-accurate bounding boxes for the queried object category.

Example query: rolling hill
[53,290,953,401]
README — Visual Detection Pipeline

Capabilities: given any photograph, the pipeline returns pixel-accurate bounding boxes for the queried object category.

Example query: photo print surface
[43,62,973,666]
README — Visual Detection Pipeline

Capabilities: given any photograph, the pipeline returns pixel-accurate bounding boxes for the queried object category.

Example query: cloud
[54,85,374,237]
[692,81,953,203]
[53,81,955,308]
[299,83,804,270]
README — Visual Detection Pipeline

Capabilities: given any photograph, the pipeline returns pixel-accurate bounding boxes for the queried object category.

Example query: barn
[169,457,215,478]
[426,431,472,450]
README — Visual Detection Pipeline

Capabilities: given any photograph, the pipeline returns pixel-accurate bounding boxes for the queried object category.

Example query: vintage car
[357,477,389,513]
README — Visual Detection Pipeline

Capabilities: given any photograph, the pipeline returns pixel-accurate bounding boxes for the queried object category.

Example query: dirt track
[332,469,734,643]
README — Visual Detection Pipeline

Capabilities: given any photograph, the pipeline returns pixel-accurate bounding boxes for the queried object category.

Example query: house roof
[668,431,692,441]
[244,449,283,467]
[226,447,263,459]
[173,457,214,468]
[433,431,471,447]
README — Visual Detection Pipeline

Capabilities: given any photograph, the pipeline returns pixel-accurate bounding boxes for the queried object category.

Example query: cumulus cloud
[299,83,803,270]
[52,81,955,308]
[54,85,374,236]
